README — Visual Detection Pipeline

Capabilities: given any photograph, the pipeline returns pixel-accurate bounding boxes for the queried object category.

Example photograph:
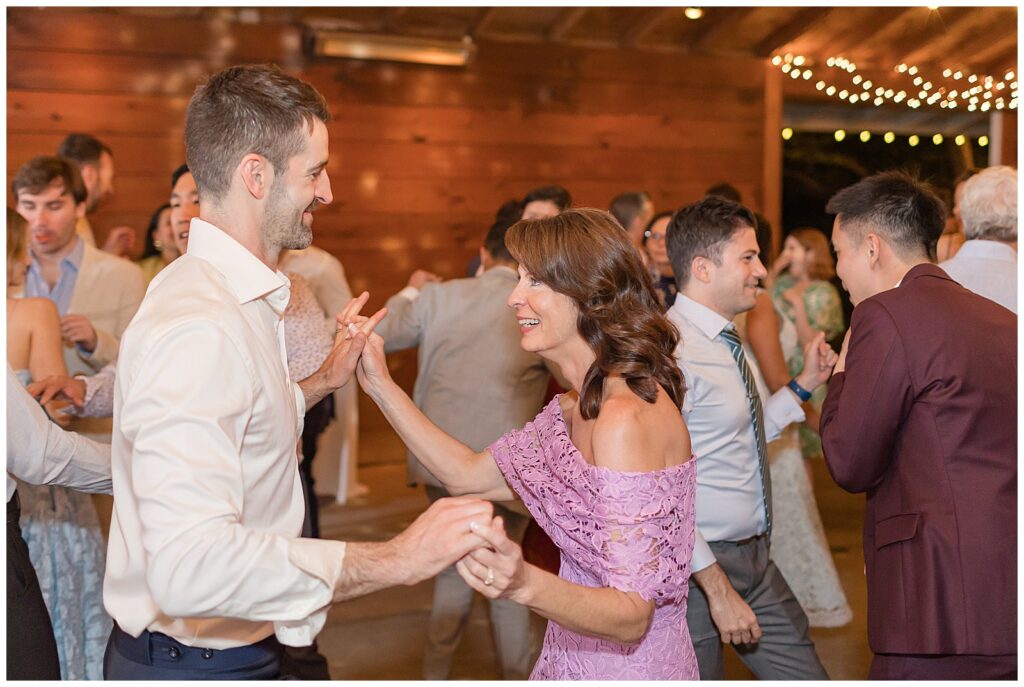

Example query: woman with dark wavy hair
[355,208,698,679]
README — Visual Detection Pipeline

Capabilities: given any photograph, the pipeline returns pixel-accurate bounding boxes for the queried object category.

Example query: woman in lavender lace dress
[356,209,698,679]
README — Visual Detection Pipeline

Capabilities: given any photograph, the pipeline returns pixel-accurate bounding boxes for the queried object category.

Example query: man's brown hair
[184,64,331,202]
[12,156,88,205]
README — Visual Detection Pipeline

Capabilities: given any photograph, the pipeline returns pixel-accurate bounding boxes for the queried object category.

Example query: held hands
[319,292,388,392]
[60,314,98,352]
[795,331,838,392]
[455,515,529,604]
[391,496,494,586]
[27,374,87,410]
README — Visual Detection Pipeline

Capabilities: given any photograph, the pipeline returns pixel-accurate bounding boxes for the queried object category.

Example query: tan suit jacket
[66,243,146,437]
[377,266,550,487]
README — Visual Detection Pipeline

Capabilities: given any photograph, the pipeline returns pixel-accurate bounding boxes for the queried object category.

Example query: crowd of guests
[7,62,1018,681]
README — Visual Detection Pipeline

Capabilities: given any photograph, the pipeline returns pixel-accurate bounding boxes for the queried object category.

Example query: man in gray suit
[376,215,550,680]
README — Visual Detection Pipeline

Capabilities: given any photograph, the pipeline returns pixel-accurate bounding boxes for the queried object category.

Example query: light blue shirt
[25,236,84,315]
[668,294,805,571]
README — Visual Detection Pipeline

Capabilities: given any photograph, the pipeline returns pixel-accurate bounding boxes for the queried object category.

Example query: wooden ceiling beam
[982,47,1019,80]
[690,7,750,53]
[469,7,498,38]
[621,7,675,48]
[894,8,981,68]
[380,7,407,32]
[546,7,588,42]
[808,6,919,63]
[755,7,833,57]
[966,32,1018,73]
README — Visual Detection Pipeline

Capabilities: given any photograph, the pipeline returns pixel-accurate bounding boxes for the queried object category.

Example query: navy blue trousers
[103,625,281,680]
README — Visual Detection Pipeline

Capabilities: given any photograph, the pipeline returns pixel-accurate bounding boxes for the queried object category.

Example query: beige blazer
[65,242,145,437]
[377,266,551,488]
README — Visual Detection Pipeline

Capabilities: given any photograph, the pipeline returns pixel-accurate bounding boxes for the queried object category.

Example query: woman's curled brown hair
[505,208,686,420]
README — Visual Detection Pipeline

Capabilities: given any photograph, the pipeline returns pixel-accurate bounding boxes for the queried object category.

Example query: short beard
[264,179,313,251]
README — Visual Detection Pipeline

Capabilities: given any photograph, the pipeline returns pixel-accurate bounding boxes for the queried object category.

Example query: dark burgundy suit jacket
[821,263,1016,656]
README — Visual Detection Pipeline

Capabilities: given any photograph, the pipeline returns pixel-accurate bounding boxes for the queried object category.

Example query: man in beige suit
[14,156,145,533]
[376,215,550,680]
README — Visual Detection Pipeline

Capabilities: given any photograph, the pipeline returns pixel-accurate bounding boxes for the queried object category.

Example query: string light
[776,126,984,150]
[684,7,704,20]
[771,53,1018,112]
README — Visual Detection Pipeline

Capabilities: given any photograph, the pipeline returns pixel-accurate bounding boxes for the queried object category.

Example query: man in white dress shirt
[938,165,1017,313]
[665,196,835,679]
[103,64,492,679]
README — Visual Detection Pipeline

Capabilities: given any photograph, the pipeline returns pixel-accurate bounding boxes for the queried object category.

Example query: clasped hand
[455,516,530,604]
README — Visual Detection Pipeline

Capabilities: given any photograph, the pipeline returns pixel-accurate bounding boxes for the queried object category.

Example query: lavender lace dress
[488,396,699,680]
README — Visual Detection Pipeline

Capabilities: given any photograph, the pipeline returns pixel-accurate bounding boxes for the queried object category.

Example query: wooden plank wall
[8,7,772,458]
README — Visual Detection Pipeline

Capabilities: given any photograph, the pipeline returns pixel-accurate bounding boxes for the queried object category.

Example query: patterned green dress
[772,274,845,459]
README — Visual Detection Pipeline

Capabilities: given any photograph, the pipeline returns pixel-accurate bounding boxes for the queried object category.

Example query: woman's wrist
[510,561,540,606]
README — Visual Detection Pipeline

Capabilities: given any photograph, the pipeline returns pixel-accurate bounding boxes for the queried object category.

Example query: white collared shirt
[7,364,112,501]
[667,294,805,571]
[939,239,1017,313]
[105,219,346,650]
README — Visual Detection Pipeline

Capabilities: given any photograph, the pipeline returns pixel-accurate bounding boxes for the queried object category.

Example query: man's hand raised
[298,291,387,409]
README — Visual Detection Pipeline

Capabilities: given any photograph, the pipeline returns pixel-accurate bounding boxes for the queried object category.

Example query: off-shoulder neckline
[549,395,696,477]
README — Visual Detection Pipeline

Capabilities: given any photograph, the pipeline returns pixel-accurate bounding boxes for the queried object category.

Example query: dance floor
[317,457,871,679]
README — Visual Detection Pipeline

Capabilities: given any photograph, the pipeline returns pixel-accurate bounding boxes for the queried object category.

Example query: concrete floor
[316,458,871,680]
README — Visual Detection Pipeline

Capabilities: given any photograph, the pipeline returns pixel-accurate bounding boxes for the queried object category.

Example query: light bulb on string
[859,130,871,142]
[781,127,793,140]
[884,131,895,143]
[834,129,846,142]
[979,135,989,147]
[932,133,943,145]
[908,134,920,146]
[954,134,966,146]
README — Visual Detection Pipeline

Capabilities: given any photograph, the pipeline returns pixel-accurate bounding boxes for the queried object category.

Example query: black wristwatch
[787,378,812,402]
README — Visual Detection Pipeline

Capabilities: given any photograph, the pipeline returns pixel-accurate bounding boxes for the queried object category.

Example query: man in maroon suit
[820,171,1016,680]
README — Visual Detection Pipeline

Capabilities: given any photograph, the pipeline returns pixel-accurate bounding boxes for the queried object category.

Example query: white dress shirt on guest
[105,219,346,651]
[667,294,804,573]
[7,364,112,501]
[939,240,1017,314]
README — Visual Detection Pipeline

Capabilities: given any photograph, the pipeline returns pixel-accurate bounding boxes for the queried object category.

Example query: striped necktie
[719,325,772,541]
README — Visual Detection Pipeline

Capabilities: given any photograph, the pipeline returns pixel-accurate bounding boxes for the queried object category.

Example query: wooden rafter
[755,7,833,57]
[621,7,675,48]
[380,7,407,32]
[897,8,984,67]
[961,30,1018,74]
[690,7,750,53]
[982,46,1019,79]
[469,7,498,37]
[807,6,919,63]
[546,7,588,42]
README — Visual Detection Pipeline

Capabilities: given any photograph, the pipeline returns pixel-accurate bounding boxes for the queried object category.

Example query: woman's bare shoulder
[592,386,690,472]
[12,297,60,322]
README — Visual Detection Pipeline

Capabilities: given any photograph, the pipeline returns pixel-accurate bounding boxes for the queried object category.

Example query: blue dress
[15,369,111,680]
